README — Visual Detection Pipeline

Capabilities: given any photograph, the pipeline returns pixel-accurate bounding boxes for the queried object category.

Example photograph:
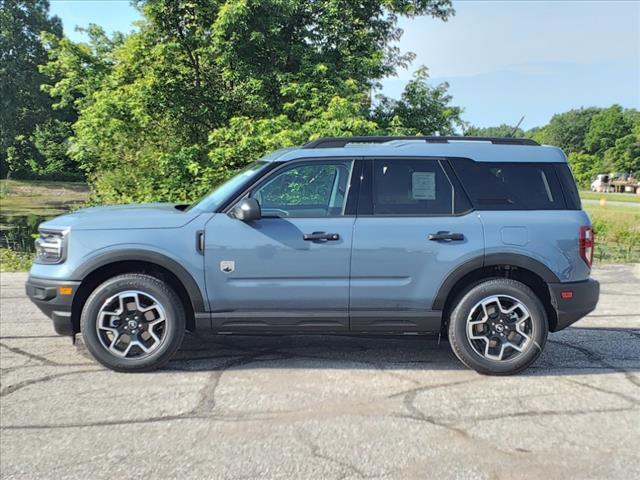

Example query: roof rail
[301,136,539,148]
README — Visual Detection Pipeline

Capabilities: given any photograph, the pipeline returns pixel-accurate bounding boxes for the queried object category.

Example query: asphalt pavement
[1,264,639,479]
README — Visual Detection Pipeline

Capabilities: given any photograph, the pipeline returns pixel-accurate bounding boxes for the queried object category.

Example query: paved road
[1,265,639,479]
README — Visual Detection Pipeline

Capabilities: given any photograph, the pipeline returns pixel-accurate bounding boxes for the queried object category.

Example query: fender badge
[220,261,235,273]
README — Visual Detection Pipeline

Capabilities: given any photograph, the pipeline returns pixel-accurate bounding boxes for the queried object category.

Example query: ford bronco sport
[26,136,600,375]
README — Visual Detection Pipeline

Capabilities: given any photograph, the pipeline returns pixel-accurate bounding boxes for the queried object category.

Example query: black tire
[448,278,548,375]
[81,274,186,372]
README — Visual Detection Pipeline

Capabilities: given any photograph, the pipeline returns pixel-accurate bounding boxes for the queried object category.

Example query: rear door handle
[303,232,340,241]
[428,231,464,242]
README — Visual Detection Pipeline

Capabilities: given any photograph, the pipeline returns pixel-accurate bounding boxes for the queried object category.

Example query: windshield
[188,161,271,212]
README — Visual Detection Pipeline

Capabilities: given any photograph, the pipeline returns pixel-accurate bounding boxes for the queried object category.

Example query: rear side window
[372,159,453,215]
[451,159,566,210]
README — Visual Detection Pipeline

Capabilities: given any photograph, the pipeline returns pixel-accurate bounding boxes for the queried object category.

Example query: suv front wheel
[448,278,548,375]
[81,274,186,372]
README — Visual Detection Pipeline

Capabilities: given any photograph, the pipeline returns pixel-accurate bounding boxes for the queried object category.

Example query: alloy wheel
[96,290,167,359]
[466,294,533,361]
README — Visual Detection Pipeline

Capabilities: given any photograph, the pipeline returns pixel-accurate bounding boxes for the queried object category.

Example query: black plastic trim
[349,310,442,333]
[26,276,80,336]
[70,250,206,312]
[211,310,349,332]
[432,253,561,310]
[484,253,561,282]
[548,278,600,331]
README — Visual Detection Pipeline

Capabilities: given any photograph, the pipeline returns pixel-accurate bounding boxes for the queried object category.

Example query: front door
[349,157,484,332]
[204,158,356,332]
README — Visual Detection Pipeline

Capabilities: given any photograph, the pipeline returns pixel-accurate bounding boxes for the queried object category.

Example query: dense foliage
[1,0,638,199]
[469,106,640,188]
[3,0,468,202]
[531,106,640,187]
[0,0,79,179]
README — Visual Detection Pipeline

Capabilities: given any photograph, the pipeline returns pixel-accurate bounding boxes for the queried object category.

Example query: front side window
[372,159,453,215]
[251,160,353,217]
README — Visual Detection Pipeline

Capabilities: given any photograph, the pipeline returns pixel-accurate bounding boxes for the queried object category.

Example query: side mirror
[230,198,261,221]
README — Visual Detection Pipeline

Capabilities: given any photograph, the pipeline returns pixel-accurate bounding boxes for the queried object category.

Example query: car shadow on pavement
[164,326,640,376]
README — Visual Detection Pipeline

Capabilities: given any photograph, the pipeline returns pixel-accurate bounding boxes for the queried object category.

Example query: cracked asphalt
[1,264,639,480]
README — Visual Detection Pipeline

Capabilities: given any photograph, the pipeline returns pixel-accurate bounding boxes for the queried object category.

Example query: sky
[49,0,640,130]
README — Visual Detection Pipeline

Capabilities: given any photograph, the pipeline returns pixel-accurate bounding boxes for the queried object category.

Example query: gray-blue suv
[26,136,600,375]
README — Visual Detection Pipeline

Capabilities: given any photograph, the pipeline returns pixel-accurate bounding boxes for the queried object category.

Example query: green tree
[532,107,601,153]
[40,25,124,112]
[568,152,602,188]
[31,119,80,178]
[584,105,633,155]
[464,124,525,138]
[372,66,464,135]
[42,0,456,203]
[603,123,640,176]
[0,0,63,177]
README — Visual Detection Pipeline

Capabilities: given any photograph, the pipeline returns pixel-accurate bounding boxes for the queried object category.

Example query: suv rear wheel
[81,274,186,372]
[448,278,548,375]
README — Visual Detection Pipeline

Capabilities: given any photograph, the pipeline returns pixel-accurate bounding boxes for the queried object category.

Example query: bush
[0,248,34,272]
[591,215,640,263]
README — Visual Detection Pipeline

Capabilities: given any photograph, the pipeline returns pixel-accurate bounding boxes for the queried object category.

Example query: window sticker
[412,172,436,200]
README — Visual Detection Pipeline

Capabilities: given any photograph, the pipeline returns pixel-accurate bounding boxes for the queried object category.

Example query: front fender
[70,246,207,312]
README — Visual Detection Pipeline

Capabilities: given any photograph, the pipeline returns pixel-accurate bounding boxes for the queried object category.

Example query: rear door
[349,157,484,332]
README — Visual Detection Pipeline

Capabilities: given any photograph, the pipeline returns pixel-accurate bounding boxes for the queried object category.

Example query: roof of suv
[261,136,567,164]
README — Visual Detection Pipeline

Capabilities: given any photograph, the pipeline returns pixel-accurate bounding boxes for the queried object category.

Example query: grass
[0,179,89,217]
[0,180,638,271]
[583,202,640,263]
[0,248,34,272]
[579,190,640,204]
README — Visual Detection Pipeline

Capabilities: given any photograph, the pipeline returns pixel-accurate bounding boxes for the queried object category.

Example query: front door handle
[303,232,340,241]
[428,231,464,242]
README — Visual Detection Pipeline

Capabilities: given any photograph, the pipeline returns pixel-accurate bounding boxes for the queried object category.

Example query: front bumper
[25,276,81,336]
[548,278,600,332]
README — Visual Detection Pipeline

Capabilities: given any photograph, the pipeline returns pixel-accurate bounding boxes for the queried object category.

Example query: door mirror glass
[230,198,262,221]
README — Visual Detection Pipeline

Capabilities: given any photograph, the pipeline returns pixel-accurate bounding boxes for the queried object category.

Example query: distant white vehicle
[591,174,612,193]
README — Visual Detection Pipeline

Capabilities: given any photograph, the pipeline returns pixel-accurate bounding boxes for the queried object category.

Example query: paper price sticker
[412,172,436,200]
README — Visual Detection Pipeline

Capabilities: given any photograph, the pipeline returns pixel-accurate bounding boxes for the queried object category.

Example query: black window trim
[356,156,475,218]
[221,156,361,218]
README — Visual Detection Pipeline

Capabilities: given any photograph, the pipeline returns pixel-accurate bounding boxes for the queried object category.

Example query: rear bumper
[548,278,600,332]
[25,276,80,336]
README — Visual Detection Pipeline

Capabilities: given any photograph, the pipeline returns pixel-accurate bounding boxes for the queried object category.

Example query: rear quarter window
[451,159,567,210]
[554,164,582,210]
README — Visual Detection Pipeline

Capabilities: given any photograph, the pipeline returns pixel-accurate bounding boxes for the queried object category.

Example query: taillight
[579,226,594,267]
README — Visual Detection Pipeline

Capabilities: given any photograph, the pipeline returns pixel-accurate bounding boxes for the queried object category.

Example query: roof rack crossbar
[302,136,539,148]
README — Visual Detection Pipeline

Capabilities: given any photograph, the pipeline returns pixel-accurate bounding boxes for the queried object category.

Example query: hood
[39,203,203,231]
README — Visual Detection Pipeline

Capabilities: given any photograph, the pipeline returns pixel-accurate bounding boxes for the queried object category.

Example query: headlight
[34,229,68,264]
